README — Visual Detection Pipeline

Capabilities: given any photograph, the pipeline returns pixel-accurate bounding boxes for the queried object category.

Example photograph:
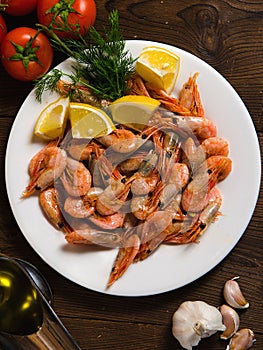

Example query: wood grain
[0,1,262,349]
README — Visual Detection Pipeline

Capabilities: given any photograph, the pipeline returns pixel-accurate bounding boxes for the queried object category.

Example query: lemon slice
[136,46,180,94]
[69,102,116,138]
[34,97,69,140]
[109,95,160,130]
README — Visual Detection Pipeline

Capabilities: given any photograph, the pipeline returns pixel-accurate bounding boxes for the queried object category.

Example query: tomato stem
[45,0,81,34]
[8,29,44,71]
[36,23,76,58]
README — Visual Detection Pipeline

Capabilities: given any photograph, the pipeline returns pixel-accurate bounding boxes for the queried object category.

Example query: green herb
[34,69,64,102]
[35,11,136,102]
[45,0,81,34]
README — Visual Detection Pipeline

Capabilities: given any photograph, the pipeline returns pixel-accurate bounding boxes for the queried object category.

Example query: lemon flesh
[109,95,160,130]
[136,46,180,94]
[69,103,116,139]
[34,97,69,140]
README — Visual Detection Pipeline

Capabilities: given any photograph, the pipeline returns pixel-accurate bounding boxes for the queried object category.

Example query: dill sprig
[35,10,136,102]
[34,69,63,102]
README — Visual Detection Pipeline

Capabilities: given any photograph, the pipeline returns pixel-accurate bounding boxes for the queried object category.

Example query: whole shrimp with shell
[23,140,67,198]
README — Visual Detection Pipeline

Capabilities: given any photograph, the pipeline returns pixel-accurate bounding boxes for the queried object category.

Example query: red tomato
[1,0,37,16]
[1,27,53,81]
[37,0,96,38]
[0,14,7,45]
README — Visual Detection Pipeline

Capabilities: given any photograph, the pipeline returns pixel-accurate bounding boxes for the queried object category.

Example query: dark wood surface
[0,1,262,349]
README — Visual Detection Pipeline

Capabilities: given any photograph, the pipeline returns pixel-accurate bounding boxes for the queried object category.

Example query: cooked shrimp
[118,153,146,174]
[179,72,205,117]
[126,74,151,97]
[57,79,101,106]
[174,116,217,140]
[181,155,232,212]
[64,195,96,218]
[163,130,180,155]
[166,162,189,189]
[67,139,105,161]
[131,171,159,195]
[137,210,172,246]
[39,187,65,230]
[184,137,229,173]
[159,188,184,220]
[97,129,143,154]
[95,179,131,216]
[107,233,141,287]
[144,83,192,116]
[141,73,205,117]
[201,137,229,158]
[65,225,123,248]
[23,141,67,197]
[205,155,232,183]
[130,151,160,195]
[131,182,164,220]
[183,137,206,173]
[60,157,92,197]
[92,153,122,187]
[135,211,173,261]
[166,187,222,244]
[88,212,125,230]
[117,148,154,176]
[38,185,75,237]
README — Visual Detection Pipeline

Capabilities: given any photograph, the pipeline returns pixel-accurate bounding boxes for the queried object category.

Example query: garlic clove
[226,328,255,350]
[223,277,249,309]
[172,301,226,350]
[220,304,240,339]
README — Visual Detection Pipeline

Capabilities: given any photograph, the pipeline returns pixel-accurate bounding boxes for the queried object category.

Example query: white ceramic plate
[5,40,261,296]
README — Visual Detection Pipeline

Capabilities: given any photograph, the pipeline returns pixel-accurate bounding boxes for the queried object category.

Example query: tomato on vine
[0,0,37,16]
[1,27,53,81]
[37,0,96,39]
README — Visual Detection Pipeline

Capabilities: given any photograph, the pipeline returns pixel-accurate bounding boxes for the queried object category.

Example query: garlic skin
[172,301,226,350]
[220,304,240,339]
[223,277,249,309]
[226,328,255,350]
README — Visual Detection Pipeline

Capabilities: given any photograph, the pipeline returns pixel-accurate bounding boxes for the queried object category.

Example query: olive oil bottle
[0,256,81,349]
[0,257,43,335]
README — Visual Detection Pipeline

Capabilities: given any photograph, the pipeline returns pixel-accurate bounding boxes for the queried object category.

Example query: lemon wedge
[136,46,180,94]
[109,95,160,130]
[34,97,69,140]
[69,102,116,138]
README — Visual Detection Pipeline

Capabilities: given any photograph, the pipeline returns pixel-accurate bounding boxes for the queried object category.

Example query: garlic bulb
[172,301,226,350]
[220,304,240,339]
[226,328,255,350]
[223,277,249,309]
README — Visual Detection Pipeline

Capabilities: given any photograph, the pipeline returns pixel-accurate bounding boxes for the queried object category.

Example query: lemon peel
[109,95,160,129]
[34,97,69,141]
[69,102,116,139]
[136,46,180,94]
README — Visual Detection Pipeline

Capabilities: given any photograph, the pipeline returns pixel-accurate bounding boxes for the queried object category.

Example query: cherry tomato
[1,27,53,81]
[1,0,37,16]
[0,14,7,45]
[37,0,96,38]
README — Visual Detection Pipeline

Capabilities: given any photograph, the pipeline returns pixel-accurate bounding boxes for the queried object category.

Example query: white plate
[5,40,261,296]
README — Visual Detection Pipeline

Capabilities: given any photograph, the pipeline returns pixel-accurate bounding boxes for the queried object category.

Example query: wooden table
[0,1,262,349]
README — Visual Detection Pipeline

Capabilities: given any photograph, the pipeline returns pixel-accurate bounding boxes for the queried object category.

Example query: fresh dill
[34,69,63,102]
[35,10,136,102]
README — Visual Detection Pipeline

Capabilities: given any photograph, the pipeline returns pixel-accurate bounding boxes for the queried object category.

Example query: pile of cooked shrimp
[23,72,232,287]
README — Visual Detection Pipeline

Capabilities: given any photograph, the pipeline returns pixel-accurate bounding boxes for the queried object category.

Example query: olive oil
[0,257,43,335]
